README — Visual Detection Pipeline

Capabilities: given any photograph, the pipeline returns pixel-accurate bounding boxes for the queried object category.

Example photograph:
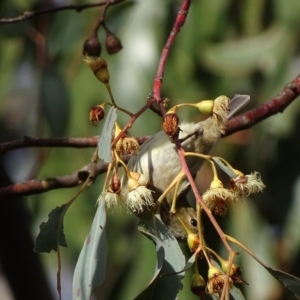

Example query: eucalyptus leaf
[262,266,300,299]
[134,225,165,300]
[134,215,186,300]
[212,157,238,178]
[34,204,68,253]
[97,106,118,163]
[201,24,292,77]
[229,286,246,300]
[40,66,70,136]
[179,252,197,274]
[72,198,107,300]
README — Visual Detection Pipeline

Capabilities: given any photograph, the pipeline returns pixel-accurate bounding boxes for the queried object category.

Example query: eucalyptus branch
[150,0,233,251]
[0,136,148,154]
[0,0,124,24]
[152,0,191,110]
[175,142,233,252]
[225,73,300,135]
[0,158,125,198]
[0,136,98,154]
[113,0,192,144]
[1,0,299,206]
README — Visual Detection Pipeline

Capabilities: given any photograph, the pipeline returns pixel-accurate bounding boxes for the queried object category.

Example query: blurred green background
[1,0,300,299]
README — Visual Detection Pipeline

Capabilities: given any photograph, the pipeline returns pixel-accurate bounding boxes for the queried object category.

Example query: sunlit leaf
[34,204,68,253]
[97,106,118,163]
[134,215,186,300]
[72,197,107,300]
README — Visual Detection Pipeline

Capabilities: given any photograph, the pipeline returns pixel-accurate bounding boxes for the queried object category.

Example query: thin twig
[152,0,191,112]
[0,136,148,154]
[0,0,124,24]
[0,155,132,198]
[1,75,299,154]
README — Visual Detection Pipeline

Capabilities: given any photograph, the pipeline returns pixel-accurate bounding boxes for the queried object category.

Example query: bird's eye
[190,218,197,227]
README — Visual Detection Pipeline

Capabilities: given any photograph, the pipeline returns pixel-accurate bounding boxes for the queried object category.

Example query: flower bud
[109,172,121,194]
[106,31,123,54]
[209,178,224,189]
[161,97,170,108]
[83,56,110,84]
[191,273,206,297]
[221,260,245,284]
[187,233,200,252]
[207,265,233,297]
[162,110,179,137]
[127,177,141,192]
[83,36,102,56]
[89,105,105,125]
[130,172,149,187]
[196,100,214,116]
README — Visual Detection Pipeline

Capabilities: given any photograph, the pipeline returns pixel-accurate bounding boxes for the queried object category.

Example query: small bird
[122,95,250,241]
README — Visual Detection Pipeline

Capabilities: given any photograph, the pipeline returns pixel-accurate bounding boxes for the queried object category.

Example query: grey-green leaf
[212,157,238,178]
[134,225,165,300]
[97,107,118,163]
[72,197,107,300]
[134,215,186,300]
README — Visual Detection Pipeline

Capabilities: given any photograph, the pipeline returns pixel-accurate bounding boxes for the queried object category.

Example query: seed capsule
[109,172,121,194]
[106,31,123,54]
[83,56,110,84]
[83,36,102,56]
[89,105,105,126]
[162,111,179,137]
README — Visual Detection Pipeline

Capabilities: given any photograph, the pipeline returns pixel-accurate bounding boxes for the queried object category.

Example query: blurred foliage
[1,0,300,299]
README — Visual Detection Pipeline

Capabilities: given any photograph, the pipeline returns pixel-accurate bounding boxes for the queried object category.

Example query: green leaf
[134,225,165,300]
[40,66,70,136]
[200,24,293,77]
[181,252,197,273]
[34,204,68,253]
[47,11,84,56]
[134,215,186,300]
[72,197,107,300]
[263,266,300,299]
[97,106,118,163]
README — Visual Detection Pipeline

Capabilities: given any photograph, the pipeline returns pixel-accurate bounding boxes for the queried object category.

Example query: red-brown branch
[1,72,300,198]
[0,136,148,154]
[152,0,191,108]
[0,0,124,24]
[1,0,300,199]
[0,158,128,198]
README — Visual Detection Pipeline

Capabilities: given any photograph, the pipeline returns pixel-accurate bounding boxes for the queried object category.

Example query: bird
[122,95,250,241]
